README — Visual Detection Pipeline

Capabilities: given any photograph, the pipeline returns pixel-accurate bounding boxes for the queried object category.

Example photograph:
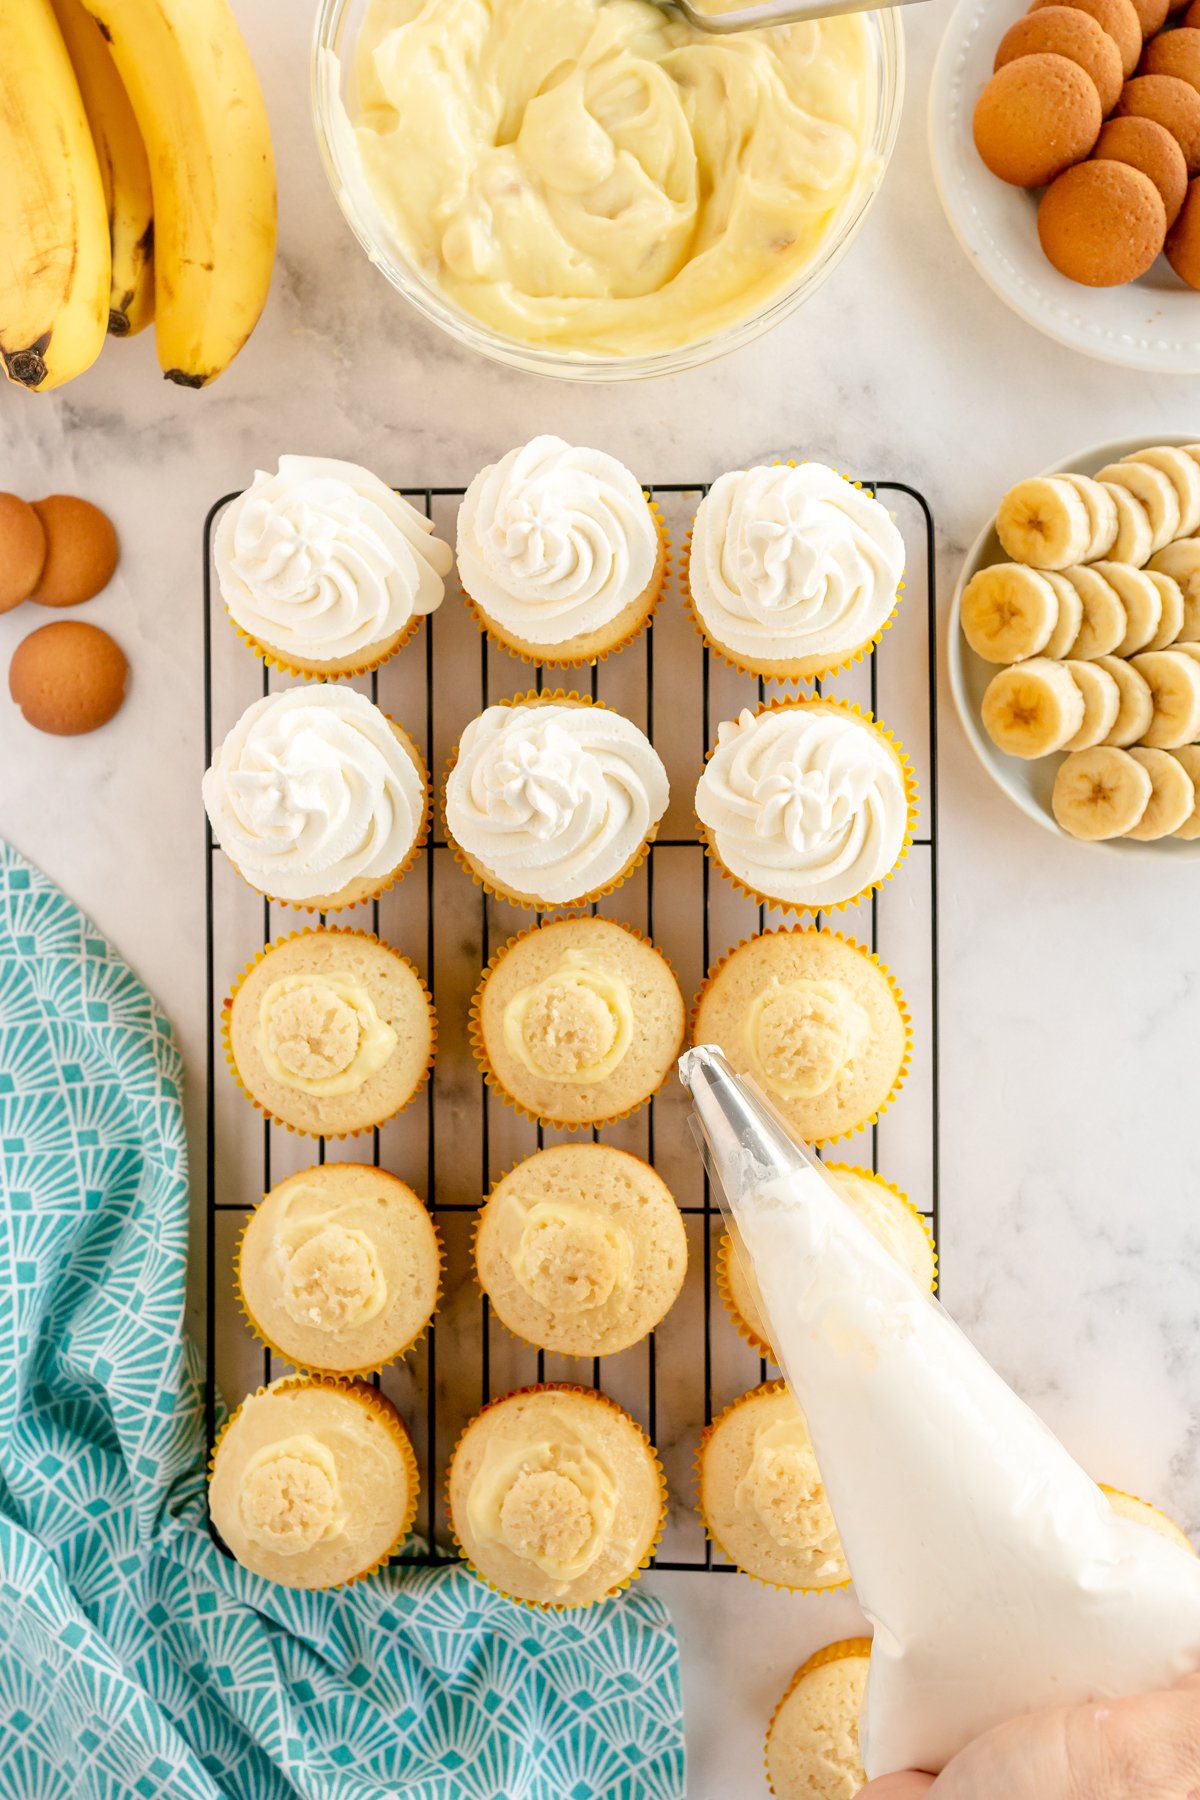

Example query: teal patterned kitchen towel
[0,841,686,1800]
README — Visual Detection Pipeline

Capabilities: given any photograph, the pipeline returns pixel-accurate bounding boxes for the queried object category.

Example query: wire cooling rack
[202,477,939,1570]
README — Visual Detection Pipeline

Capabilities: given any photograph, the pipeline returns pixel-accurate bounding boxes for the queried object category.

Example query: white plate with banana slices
[949,436,1200,856]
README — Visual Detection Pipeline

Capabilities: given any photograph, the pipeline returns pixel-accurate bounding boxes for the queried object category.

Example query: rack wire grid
[203,476,939,1571]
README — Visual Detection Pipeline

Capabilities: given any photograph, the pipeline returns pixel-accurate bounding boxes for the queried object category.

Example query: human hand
[858,1675,1200,1800]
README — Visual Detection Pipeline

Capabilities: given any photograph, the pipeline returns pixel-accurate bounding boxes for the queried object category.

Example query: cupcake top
[208,1377,417,1588]
[457,436,659,648]
[698,1382,848,1590]
[215,455,452,665]
[475,1144,687,1358]
[689,463,903,672]
[766,1642,871,1800]
[446,698,668,905]
[203,687,426,904]
[448,1386,663,1607]
[695,701,909,910]
[238,1164,440,1374]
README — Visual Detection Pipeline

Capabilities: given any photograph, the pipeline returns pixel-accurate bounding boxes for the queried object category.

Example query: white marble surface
[3,2,1200,1794]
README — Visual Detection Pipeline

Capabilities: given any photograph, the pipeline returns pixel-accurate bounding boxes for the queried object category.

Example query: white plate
[929,0,1200,373]
[948,435,1200,857]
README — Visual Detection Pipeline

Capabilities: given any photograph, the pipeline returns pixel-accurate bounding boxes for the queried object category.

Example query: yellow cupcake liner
[445,1382,668,1611]
[765,1636,874,1797]
[1098,1483,1196,1553]
[694,1380,853,1597]
[442,688,661,912]
[225,606,428,684]
[208,1374,421,1588]
[221,925,437,1140]
[460,500,671,671]
[697,696,918,920]
[234,1164,445,1379]
[468,915,685,1130]
[690,925,913,1148]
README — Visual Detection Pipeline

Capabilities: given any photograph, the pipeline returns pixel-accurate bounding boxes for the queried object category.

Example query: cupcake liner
[234,1166,445,1379]
[225,606,427,683]
[690,926,913,1149]
[442,689,660,913]
[222,926,437,1140]
[823,1163,939,1295]
[460,501,671,671]
[445,1382,668,1611]
[208,1374,421,1587]
[1099,1483,1196,1551]
[468,915,684,1131]
[697,696,919,920]
[694,1381,853,1597]
[765,1636,874,1796]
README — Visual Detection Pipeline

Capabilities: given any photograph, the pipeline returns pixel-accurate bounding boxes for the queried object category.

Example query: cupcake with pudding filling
[687,462,904,682]
[457,436,667,666]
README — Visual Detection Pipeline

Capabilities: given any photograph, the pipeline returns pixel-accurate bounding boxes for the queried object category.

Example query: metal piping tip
[678,1045,810,1206]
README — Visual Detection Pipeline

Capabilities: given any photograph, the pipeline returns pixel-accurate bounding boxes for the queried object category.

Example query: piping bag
[680,1045,1200,1780]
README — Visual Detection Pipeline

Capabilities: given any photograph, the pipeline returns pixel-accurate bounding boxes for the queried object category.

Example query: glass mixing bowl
[311,0,905,383]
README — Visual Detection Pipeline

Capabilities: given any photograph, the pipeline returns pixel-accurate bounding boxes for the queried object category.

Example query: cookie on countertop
[8,620,128,735]
[995,7,1124,113]
[974,54,1104,188]
[1038,159,1167,284]
[0,495,46,611]
[1093,115,1189,222]
[29,496,118,608]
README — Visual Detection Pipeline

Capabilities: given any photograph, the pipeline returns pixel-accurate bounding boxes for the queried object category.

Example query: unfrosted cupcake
[475,1144,687,1357]
[688,463,904,681]
[693,928,910,1146]
[719,1164,936,1361]
[444,693,668,909]
[208,1376,418,1588]
[697,1381,848,1591]
[237,1164,441,1375]
[766,1640,872,1800]
[1102,1485,1195,1556]
[472,916,685,1128]
[203,686,429,911]
[216,455,452,678]
[224,929,436,1138]
[448,1385,665,1608]
[696,699,914,915]
[457,436,667,666]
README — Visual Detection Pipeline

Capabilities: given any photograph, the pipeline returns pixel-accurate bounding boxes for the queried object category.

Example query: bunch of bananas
[0,0,276,394]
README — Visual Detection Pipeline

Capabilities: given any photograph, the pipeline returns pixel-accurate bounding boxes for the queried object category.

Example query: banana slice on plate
[1143,572,1186,650]
[1096,462,1181,552]
[1059,474,1119,563]
[1148,541,1200,639]
[1062,661,1121,751]
[996,477,1095,569]
[960,564,1058,662]
[1170,746,1200,839]
[1062,566,1127,659]
[1124,447,1200,537]
[1098,483,1155,567]
[1124,747,1197,840]
[1128,649,1200,748]
[1094,655,1155,747]
[1041,571,1085,657]
[1171,640,1200,665]
[981,658,1085,758]
[1052,747,1152,839]
[1091,563,1162,656]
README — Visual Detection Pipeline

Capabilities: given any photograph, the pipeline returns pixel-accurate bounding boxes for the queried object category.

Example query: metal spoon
[653,0,923,29]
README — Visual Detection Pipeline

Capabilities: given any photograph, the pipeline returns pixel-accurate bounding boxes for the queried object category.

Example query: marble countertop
[4,2,1200,1792]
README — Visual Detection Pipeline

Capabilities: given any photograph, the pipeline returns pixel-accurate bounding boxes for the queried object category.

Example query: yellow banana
[51,0,154,338]
[79,0,276,388]
[0,0,109,393]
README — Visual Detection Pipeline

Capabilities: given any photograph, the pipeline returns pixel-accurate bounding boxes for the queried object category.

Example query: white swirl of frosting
[215,455,452,664]
[456,436,658,647]
[202,686,426,901]
[695,705,908,908]
[445,701,668,903]
[689,464,904,667]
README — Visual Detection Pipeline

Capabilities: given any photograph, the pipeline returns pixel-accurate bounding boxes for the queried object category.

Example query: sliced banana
[1060,473,1119,562]
[1143,572,1186,650]
[981,658,1085,759]
[1095,655,1155,748]
[1170,640,1200,665]
[1169,745,1200,839]
[1098,482,1155,567]
[1095,462,1181,552]
[996,477,1094,569]
[1091,562,1162,655]
[1125,446,1200,537]
[1124,747,1196,840]
[1041,571,1085,658]
[1147,540,1200,639]
[1062,566,1128,659]
[1052,746,1152,840]
[1062,660,1121,751]
[1129,649,1200,748]
[960,564,1059,663]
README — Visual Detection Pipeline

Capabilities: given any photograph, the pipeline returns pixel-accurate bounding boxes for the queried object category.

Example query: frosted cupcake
[766,1640,872,1800]
[203,686,429,911]
[208,1376,419,1588]
[697,1382,848,1591]
[457,436,667,666]
[444,693,668,909]
[475,1144,687,1357]
[237,1164,441,1375]
[448,1385,665,1608]
[695,699,914,914]
[224,929,436,1138]
[688,463,904,681]
[215,455,452,678]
